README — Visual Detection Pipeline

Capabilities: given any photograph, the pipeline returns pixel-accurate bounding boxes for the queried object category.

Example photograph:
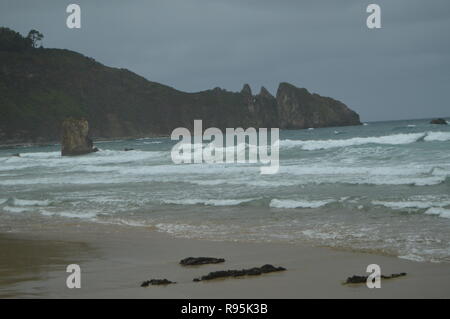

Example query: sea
[1,118,449,263]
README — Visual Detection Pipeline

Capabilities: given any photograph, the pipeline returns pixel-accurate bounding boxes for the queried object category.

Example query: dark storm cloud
[1,0,449,121]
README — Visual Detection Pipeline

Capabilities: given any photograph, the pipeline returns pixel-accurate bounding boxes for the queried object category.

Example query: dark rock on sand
[180,257,225,266]
[193,264,286,282]
[61,118,98,156]
[345,272,407,284]
[140,279,176,287]
[430,118,447,125]
[345,275,368,284]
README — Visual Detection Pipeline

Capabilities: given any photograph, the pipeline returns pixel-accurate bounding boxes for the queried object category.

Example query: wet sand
[0,233,94,298]
[1,223,450,298]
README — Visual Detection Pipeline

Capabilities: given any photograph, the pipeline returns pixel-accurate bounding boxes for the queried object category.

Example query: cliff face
[276,82,361,129]
[0,31,361,144]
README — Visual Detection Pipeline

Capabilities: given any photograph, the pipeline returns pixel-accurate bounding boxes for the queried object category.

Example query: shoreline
[1,223,449,299]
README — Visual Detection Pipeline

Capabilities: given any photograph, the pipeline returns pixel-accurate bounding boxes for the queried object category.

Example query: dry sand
[1,223,449,299]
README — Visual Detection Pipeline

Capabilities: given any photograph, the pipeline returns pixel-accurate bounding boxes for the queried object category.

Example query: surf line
[171,120,279,174]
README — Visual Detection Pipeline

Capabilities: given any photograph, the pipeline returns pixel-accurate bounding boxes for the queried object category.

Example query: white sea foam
[390,176,447,186]
[67,166,119,173]
[279,132,426,150]
[177,142,257,156]
[373,200,450,218]
[17,151,61,159]
[187,166,447,188]
[372,201,434,210]
[38,209,100,219]
[0,163,444,187]
[2,206,34,213]
[280,165,447,186]
[398,254,426,262]
[301,229,339,240]
[424,131,450,142]
[425,207,450,219]
[162,198,256,206]
[136,137,153,140]
[0,176,128,186]
[55,211,99,219]
[12,198,51,207]
[270,199,333,209]
[101,218,148,227]
[118,163,256,176]
[190,178,297,188]
[5,150,166,167]
[281,165,432,176]
[277,131,450,151]
[373,199,450,210]
[154,223,200,236]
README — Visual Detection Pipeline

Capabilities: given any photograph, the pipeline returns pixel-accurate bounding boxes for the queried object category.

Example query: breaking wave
[161,198,257,207]
[10,198,52,207]
[278,131,450,151]
[425,207,450,219]
[269,199,334,209]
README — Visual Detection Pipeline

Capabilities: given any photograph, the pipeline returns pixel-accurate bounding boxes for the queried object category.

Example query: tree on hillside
[27,29,44,48]
[0,27,32,51]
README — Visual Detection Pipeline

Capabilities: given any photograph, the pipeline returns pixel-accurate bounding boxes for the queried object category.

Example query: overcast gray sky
[1,0,449,121]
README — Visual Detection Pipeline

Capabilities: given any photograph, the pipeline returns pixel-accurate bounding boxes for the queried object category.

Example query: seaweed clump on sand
[345,272,407,284]
[141,279,176,287]
[180,257,225,266]
[193,264,286,282]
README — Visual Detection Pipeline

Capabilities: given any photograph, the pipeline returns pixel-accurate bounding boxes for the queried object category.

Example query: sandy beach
[1,223,449,299]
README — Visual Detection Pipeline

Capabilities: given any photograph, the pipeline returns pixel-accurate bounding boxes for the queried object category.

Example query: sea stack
[61,118,98,156]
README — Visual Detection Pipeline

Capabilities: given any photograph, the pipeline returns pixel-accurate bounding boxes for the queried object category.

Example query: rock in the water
[140,279,176,287]
[345,272,407,284]
[61,118,98,156]
[430,118,447,125]
[11,153,20,157]
[193,264,286,282]
[124,148,134,151]
[180,257,225,266]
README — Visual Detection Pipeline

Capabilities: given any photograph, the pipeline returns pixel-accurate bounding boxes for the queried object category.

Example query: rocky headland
[0,27,361,145]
